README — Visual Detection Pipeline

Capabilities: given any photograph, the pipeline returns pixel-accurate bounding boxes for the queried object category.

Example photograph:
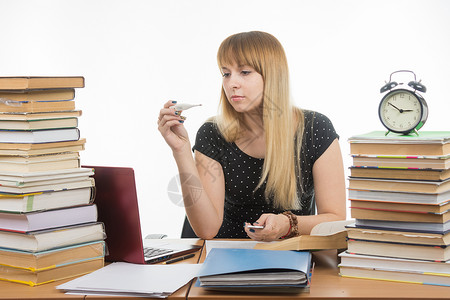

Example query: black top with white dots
[192,110,339,238]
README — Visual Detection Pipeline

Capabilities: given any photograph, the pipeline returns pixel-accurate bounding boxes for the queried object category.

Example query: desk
[0,279,83,300]
[84,239,205,300]
[2,241,450,299]
[0,239,205,300]
[189,249,450,300]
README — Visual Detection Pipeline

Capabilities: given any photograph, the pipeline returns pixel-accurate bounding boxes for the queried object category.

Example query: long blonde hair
[216,31,304,210]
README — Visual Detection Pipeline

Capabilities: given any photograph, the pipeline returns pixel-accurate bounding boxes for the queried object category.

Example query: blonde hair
[216,31,304,210]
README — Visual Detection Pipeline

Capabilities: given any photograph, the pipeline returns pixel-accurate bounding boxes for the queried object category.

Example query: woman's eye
[222,73,230,78]
[241,70,251,75]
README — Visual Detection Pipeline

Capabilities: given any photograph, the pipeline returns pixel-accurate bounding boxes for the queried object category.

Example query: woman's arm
[295,138,347,233]
[158,101,225,239]
[174,150,225,239]
[246,138,346,240]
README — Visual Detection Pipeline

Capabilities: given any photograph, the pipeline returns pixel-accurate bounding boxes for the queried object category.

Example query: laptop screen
[83,165,146,264]
[83,165,202,265]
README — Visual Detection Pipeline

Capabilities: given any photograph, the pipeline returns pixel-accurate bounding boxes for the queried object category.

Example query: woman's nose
[228,74,240,89]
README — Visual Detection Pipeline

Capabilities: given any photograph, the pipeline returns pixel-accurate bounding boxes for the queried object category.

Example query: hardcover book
[349,199,450,214]
[0,222,105,252]
[339,264,450,287]
[0,76,84,90]
[347,238,450,261]
[0,241,105,271]
[0,157,80,172]
[348,131,450,157]
[0,204,98,232]
[0,257,103,286]
[254,220,353,251]
[339,251,450,275]
[351,154,450,169]
[351,207,450,223]
[0,186,95,213]
[346,224,450,246]
[0,128,80,144]
[0,138,85,156]
[349,167,450,181]
[0,117,78,131]
[348,177,450,194]
[0,100,76,113]
[354,218,450,234]
[348,189,450,205]
[0,89,75,102]
[0,177,94,194]
[0,110,82,121]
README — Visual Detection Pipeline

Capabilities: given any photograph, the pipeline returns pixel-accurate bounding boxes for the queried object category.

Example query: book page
[310,220,355,236]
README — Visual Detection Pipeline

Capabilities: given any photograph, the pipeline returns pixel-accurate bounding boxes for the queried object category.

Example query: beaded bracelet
[281,211,299,239]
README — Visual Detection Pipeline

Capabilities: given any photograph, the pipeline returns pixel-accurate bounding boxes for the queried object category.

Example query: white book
[354,219,450,234]
[0,128,80,143]
[339,251,450,274]
[0,177,94,194]
[0,204,97,232]
[348,189,450,204]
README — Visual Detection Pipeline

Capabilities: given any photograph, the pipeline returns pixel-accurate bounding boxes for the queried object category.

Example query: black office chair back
[181,216,198,238]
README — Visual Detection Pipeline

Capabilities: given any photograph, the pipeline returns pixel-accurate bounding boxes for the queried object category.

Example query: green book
[349,131,450,144]
[348,131,450,156]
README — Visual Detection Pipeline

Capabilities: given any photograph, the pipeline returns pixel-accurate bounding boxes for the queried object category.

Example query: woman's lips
[231,95,245,101]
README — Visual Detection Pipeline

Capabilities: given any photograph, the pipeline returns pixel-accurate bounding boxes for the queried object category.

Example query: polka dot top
[192,110,339,238]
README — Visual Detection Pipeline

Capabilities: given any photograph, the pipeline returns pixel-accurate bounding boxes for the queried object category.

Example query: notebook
[82,165,201,264]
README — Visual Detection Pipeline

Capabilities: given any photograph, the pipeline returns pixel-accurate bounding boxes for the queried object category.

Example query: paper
[57,262,202,298]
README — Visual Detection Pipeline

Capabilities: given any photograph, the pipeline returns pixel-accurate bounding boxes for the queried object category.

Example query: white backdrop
[1,0,449,238]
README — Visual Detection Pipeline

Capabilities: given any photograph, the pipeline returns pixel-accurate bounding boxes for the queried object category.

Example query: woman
[158,31,346,241]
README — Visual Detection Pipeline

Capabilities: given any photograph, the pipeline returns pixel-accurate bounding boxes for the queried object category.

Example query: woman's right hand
[157,100,190,153]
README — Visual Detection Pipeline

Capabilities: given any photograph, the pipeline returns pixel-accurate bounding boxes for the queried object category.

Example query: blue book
[196,248,312,292]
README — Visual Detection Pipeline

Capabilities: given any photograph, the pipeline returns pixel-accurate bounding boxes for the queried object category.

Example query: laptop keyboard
[143,247,173,258]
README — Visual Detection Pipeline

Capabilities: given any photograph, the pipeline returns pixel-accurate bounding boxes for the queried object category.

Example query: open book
[254,220,354,251]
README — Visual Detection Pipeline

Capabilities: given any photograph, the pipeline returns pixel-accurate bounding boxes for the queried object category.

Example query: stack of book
[339,131,450,286]
[0,77,105,286]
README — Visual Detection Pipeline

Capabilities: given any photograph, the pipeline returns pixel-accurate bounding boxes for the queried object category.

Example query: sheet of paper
[205,240,273,257]
[57,262,202,297]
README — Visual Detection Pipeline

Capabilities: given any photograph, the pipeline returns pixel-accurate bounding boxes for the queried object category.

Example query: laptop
[82,165,201,264]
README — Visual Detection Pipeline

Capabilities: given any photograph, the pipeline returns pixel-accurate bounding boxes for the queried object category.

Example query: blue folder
[196,248,312,291]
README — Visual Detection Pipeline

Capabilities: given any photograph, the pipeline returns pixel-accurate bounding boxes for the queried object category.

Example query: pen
[163,253,195,264]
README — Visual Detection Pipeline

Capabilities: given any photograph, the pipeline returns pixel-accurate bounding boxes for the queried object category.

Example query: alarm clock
[378,70,428,135]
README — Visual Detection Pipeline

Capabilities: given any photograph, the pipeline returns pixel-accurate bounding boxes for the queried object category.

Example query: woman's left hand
[244,213,290,242]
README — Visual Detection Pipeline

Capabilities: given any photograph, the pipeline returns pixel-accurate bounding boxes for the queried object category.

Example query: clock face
[378,89,423,133]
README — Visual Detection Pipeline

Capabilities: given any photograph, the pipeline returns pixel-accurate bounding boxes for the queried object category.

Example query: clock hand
[402,109,414,112]
[388,102,402,112]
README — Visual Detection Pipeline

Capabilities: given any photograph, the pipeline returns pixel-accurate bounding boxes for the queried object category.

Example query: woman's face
[221,62,264,114]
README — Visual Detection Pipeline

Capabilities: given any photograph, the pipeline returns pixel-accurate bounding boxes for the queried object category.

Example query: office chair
[181,216,198,238]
